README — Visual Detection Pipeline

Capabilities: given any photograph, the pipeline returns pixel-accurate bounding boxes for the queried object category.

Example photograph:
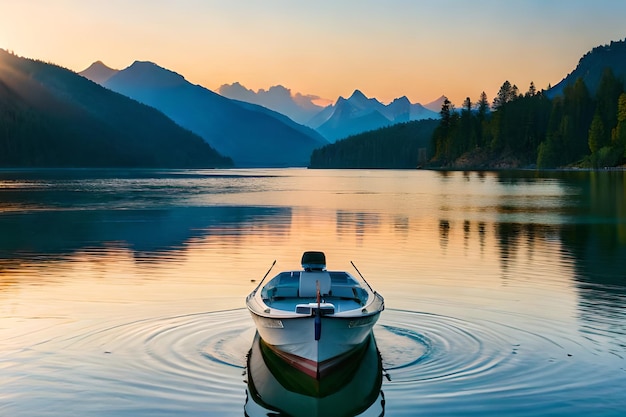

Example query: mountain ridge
[217,82,327,126]
[314,89,439,142]
[82,61,327,167]
[218,82,441,141]
[0,49,232,168]
[548,39,626,97]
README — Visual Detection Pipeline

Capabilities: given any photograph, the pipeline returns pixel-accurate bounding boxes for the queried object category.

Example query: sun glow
[2,2,625,106]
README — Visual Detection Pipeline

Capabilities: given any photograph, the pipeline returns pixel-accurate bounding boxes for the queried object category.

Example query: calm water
[1,168,625,416]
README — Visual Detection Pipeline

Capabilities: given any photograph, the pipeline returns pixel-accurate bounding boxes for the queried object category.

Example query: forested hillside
[0,49,233,168]
[431,69,626,169]
[549,40,626,97]
[309,119,438,168]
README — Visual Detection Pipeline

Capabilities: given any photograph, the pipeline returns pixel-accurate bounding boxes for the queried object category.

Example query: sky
[1,0,626,107]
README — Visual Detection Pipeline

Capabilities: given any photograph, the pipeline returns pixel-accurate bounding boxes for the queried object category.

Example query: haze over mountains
[81,61,327,167]
[217,82,326,126]
[3,37,625,169]
[219,82,441,142]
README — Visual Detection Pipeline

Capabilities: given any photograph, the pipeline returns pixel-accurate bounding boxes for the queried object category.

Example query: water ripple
[3,308,625,416]
[375,310,625,416]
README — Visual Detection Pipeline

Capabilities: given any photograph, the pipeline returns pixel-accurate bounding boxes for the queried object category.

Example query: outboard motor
[301,251,326,271]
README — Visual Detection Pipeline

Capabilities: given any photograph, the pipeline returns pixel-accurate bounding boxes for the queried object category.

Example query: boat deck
[267,296,364,314]
[259,270,370,315]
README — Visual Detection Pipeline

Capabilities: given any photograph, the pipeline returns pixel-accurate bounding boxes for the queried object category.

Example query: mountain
[217,82,327,126]
[0,49,232,168]
[311,90,439,142]
[82,62,327,167]
[548,39,626,97]
[80,60,119,84]
[424,95,447,112]
[389,96,437,121]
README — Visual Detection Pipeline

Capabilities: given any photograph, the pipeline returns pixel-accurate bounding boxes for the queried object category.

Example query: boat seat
[330,286,358,299]
[299,271,331,298]
[273,286,299,299]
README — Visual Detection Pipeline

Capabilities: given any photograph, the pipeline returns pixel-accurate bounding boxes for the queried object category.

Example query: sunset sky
[1,0,625,106]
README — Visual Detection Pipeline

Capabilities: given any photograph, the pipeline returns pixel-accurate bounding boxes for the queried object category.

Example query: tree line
[309,119,439,169]
[431,69,626,168]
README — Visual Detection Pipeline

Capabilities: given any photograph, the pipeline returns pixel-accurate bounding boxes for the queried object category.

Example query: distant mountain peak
[340,90,382,111]
[349,89,367,100]
[117,61,186,88]
[424,95,447,112]
[79,60,119,85]
[316,89,439,141]
[391,96,411,104]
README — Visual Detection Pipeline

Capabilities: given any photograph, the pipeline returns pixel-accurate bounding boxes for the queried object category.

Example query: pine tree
[588,113,605,154]
[593,68,624,149]
[613,93,626,152]
[526,81,537,97]
[476,91,490,148]
[493,81,513,109]
[460,97,475,150]
[477,92,489,116]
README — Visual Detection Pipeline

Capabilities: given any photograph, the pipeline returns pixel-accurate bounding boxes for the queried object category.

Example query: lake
[1,168,625,416]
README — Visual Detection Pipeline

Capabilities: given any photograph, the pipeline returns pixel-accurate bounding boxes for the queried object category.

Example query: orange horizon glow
[1,1,626,106]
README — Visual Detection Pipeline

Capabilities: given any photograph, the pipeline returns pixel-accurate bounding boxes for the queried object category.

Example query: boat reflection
[244,331,385,417]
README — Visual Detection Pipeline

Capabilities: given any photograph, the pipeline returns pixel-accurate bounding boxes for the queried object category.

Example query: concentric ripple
[4,309,257,417]
[3,308,625,416]
[375,310,513,383]
[375,310,626,416]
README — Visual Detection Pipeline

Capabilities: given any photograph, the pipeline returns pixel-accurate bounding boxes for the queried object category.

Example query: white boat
[246,251,384,379]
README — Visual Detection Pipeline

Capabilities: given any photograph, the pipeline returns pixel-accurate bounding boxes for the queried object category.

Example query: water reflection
[245,332,384,417]
[2,169,625,323]
[0,206,291,269]
[433,170,626,317]
[1,168,626,416]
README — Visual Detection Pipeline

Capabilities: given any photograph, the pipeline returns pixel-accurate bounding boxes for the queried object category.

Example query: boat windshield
[261,271,300,299]
[261,270,369,304]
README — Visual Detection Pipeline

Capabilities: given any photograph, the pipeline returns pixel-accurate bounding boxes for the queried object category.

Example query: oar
[251,260,276,294]
[351,261,375,293]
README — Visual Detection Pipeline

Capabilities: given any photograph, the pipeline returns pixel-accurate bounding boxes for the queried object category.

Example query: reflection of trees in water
[439,219,450,249]
[494,223,523,273]
[463,220,471,251]
[560,171,626,350]
[561,222,626,354]
[434,168,626,349]
[336,211,382,245]
[491,170,626,349]
[478,222,486,252]
[0,206,291,269]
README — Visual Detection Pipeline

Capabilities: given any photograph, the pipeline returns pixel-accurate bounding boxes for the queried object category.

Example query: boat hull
[248,310,381,378]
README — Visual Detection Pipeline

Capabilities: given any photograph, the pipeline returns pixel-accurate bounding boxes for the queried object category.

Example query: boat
[245,331,385,417]
[245,251,385,379]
